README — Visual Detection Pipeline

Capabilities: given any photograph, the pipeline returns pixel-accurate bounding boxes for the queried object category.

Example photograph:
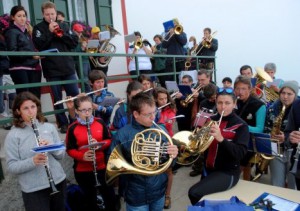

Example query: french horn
[106,128,173,185]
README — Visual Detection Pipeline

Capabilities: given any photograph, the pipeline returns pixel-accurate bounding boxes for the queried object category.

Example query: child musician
[153,87,176,209]
[66,95,116,210]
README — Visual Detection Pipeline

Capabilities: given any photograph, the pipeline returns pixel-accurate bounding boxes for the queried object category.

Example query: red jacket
[158,106,176,137]
[66,118,111,172]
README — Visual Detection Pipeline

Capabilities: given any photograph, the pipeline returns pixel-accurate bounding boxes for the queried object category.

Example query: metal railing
[0,51,216,124]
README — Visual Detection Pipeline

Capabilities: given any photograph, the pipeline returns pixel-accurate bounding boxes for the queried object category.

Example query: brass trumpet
[180,85,203,107]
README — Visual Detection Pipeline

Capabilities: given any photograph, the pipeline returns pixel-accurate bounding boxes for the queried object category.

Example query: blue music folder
[178,85,192,96]
[250,192,300,211]
[163,20,175,32]
[32,143,65,153]
[188,196,253,211]
[248,133,278,156]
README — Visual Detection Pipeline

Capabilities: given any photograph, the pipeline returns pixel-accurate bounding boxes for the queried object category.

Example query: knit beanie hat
[280,80,299,95]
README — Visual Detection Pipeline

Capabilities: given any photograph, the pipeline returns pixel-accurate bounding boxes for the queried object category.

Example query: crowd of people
[1,1,300,211]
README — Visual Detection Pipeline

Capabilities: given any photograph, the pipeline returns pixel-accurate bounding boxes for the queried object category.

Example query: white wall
[124,0,300,86]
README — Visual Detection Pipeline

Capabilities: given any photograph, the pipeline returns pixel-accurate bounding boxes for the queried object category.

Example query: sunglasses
[217,88,234,94]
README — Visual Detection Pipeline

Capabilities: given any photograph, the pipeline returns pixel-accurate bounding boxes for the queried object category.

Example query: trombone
[162,24,183,42]
[192,31,217,55]
[54,88,108,106]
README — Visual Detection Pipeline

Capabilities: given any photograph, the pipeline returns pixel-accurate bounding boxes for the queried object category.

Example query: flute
[54,87,108,106]
[30,117,59,195]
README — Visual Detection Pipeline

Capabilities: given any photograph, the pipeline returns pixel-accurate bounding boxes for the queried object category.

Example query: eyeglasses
[77,108,93,114]
[217,88,234,94]
[140,110,158,118]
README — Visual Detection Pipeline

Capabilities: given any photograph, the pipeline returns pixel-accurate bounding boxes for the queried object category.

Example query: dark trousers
[47,74,79,127]
[75,170,117,211]
[22,179,66,211]
[10,69,42,99]
[188,171,239,205]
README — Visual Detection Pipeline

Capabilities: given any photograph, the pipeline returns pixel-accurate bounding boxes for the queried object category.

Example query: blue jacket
[108,119,168,206]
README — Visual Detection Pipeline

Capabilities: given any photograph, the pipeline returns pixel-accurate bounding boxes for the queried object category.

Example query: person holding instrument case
[4,92,66,211]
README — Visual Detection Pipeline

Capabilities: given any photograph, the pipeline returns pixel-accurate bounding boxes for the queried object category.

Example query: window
[95,0,113,30]
[73,0,87,22]
[2,0,19,14]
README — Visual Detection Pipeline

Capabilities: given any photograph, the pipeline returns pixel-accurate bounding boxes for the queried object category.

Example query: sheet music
[124,33,136,43]
[271,142,278,155]
[87,39,100,49]
[99,31,110,41]
[165,81,179,92]
[264,194,299,211]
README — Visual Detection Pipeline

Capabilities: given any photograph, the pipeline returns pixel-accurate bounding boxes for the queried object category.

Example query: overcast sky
[125,0,300,86]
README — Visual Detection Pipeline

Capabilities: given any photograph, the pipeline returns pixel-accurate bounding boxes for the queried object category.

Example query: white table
[203,179,300,204]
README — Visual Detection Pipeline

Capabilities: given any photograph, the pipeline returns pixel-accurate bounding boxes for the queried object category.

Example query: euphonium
[105,128,173,185]
[180,85,203,107]
[90,25,120,68]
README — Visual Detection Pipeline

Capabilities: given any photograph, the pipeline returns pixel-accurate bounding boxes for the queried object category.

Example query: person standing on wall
[32,1,79,133]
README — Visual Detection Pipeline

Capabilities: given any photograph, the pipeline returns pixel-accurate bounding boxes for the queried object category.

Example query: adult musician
[128,31,153,79]
[234,75,266,180]
[89,26,110,76]
[240,65,253,78]
[285,98,300,190]
[32,1,79,133]
[264,81,299,188]
[188,88,249,204]
[4,92,66,211]
[161,18,187,87]
[66,95,116,210]
[108,93,178,211]
[196,28,218,70]
[152,34,166,85]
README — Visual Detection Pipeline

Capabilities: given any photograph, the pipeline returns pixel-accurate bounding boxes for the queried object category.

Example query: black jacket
[32,19,78,78]
[206,112,249,175]
[4,24,38,68]
[196,38,218,63]
[0,37,9,76]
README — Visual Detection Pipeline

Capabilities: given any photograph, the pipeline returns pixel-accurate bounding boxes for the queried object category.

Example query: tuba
[106,128,173,185]
[89,25,121,68]
[180,84,203,107]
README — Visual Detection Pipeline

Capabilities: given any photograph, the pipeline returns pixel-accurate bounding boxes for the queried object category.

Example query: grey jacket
[5,122,66,193]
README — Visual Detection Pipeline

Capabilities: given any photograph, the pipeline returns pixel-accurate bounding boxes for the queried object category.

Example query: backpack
[65,183,86,211]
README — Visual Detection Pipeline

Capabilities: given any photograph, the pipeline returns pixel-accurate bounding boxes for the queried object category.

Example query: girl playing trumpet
[188,88,249,204]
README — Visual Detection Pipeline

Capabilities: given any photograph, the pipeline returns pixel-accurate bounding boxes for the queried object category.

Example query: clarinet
[290,143,300,176]
[86,117,105,210]
[30,117,59,195]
